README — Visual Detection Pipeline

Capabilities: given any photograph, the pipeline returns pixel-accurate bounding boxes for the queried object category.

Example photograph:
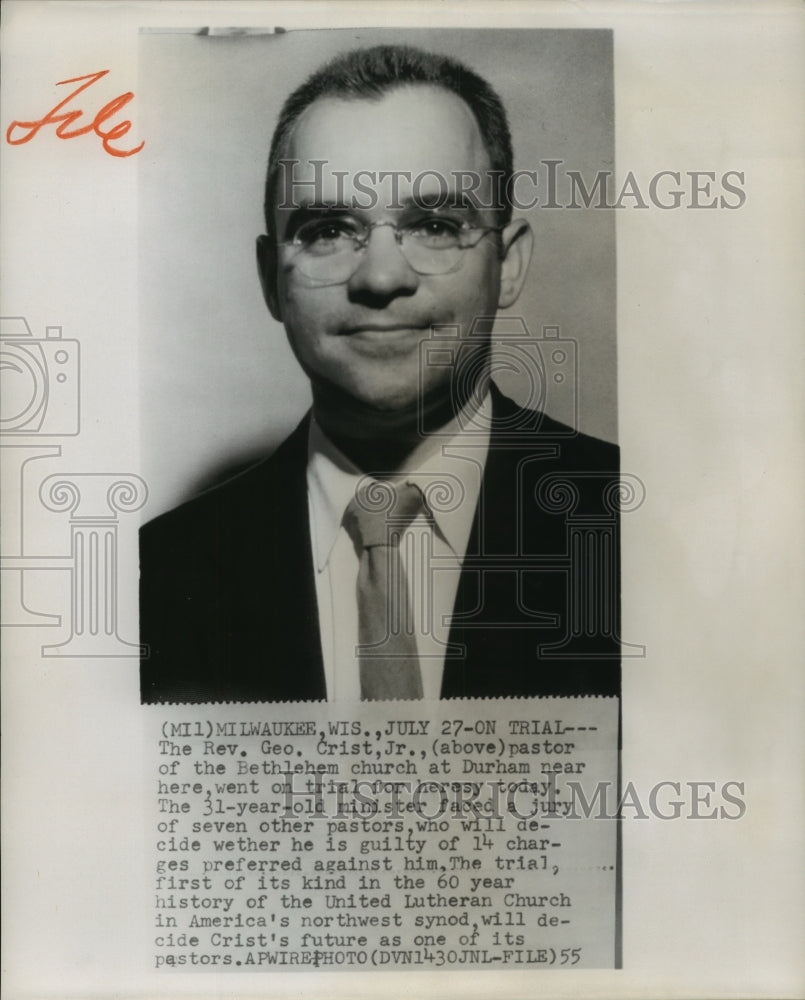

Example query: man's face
[259,85,531,420]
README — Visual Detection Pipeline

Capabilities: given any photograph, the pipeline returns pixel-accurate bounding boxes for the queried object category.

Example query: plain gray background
[139,28,615,519]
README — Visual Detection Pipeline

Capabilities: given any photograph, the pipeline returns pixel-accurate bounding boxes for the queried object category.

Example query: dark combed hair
[263,44,514,229]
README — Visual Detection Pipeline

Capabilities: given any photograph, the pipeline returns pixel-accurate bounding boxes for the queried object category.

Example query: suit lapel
[440,390,564,698]
[255,416,327,701]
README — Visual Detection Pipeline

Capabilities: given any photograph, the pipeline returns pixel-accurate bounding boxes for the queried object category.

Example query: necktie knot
[344,479,424,550]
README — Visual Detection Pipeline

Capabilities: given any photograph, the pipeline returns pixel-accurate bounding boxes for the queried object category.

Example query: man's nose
[347,224,419,300]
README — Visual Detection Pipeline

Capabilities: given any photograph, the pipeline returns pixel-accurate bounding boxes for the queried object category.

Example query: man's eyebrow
[396,191,488,219]
[278,191,491,236]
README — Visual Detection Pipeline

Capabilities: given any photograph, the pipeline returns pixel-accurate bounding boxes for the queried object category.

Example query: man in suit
[140,44,620,704]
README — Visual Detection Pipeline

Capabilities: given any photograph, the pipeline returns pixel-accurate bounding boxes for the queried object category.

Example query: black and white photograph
[137,29,623,705]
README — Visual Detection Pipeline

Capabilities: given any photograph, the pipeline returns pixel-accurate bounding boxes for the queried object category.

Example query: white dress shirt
[307,395,491,700]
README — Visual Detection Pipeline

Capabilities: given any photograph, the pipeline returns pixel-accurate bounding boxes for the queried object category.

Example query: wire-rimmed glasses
[278,212,504,286]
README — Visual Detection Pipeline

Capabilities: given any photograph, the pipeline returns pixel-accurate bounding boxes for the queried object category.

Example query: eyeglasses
[278,213,504,286]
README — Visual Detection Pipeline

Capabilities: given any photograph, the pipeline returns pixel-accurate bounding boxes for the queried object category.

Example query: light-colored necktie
[344,481,424,700]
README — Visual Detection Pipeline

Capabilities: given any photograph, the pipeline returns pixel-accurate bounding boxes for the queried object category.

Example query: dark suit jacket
[140,388,620,703]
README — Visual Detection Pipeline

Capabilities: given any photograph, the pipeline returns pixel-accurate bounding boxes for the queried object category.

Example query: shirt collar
[307,392,491,572]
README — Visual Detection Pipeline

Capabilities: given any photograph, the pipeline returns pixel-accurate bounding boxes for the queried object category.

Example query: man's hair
[263,44,514,230]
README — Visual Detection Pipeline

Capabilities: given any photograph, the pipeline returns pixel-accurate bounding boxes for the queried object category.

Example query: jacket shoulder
[490,387,618,468]
[140,415,309,547]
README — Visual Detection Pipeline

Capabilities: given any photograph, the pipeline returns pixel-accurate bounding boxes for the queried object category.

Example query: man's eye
[407,217,463,243]
[296,219,359,247]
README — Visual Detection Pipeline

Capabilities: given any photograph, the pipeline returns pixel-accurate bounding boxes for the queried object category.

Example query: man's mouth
[341,323,430,336]
[338,324,433,355]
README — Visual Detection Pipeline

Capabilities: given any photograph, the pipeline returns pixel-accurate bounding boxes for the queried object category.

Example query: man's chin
[345,389,427,428]
[312,377,455,432]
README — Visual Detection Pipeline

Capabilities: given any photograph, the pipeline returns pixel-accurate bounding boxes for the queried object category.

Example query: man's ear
[497,219,534,310]
[256,234,282,322]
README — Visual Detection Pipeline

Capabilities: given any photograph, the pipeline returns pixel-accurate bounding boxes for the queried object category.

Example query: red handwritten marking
[6,70,144,158]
